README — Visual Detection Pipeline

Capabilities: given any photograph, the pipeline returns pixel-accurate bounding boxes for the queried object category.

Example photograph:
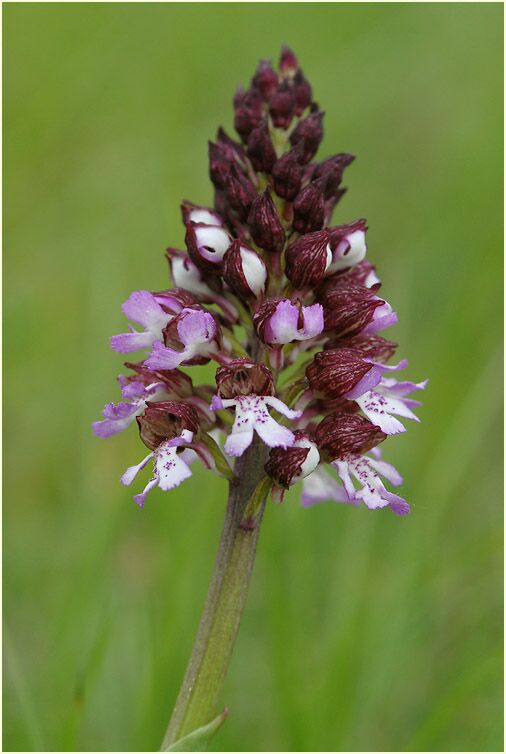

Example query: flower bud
[293,70,312,115]
[234,87,264,142]
[217,127,246,162]
[222,239,268,299]
[166,248,219,300]
[152,287,200,313]
[293,178,326,233]
[289,111,324,163]
[269,81,295,129]
[251,59,279,99]
[327,219,368,273]
[334,259,381,290]
[181,201,223,227]
[216,359,274,398]
[285,229,332,288]
[315,413,386,461]
[247,121,277,173]
[254,298,324,345]
[211,127,247,183]
[265,430,320,488]
[313,153,355,197]
[137,400,199,451]
[208,141,231,190]
[224,164,257,221]
[324,334,398,363]
[306,348,377,398]
[279,45,298,74]
[123,361,194,398]
[271,142,304,201]
[185,222,232,273]
[213,189,240,234]
[248,189,285,253]
[316,279,387,337]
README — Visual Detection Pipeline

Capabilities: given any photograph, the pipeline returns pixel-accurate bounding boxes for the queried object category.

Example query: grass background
[4,3,503,751]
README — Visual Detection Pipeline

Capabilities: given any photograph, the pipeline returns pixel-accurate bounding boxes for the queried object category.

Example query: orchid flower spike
[93,46,425,514]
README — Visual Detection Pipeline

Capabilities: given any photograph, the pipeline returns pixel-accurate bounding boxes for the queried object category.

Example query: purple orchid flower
[110,290,182,354]
[211,394,302,457]
[121,429,195,507]
[333,447,409,515]
[355,377,429,434]
[255,299,324,345]
[302,447,408,516]
[92,379,169,438]
[145,308,220,370]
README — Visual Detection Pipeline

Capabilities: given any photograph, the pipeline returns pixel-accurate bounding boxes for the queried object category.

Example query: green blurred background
[4,3,503,751]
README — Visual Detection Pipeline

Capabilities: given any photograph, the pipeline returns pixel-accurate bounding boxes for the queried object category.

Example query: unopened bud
[293,178,326,233]
[313,153,355,197]
[166,248,217,299]
[265,430,320,488]
[279,45,298,74]
[185,222,232,273]
[316,279,387,337]
[251,59,279,99]
[247,121,277,173]
[208,141,231,190]
[213,190,238,232]
[234,87,264,142]
[285,229,331,288]
[222,239,268,299]
[137,401,199,451]
[327,219,368,273]
[181,200,223,227]
[333,259,381,290]
[216,359,274,398]
[293,70,312,115]
[289,111,324,163]
[224,164,257,221]
[324,334,398,363]
[217,127,246,164]
[315,413,386,461]
[269,81,295,129]
[153,287,200,313]
[272,142,304,201]
[306,348,378,398]
[248,189,285,253]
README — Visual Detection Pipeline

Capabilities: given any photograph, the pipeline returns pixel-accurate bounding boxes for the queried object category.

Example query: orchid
[92,46,426,749]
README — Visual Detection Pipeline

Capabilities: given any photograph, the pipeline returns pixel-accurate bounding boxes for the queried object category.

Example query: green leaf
[163,708,228,752]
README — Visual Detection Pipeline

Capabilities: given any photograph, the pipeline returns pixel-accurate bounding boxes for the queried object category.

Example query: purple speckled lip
[93,45,426,513]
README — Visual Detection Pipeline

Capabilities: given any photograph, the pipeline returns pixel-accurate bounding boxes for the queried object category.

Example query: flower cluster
[93,47,426,514]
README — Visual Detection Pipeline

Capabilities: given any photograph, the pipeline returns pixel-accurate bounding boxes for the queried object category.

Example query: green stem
[161,438,269,750]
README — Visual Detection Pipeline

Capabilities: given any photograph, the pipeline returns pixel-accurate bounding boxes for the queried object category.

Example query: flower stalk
[161,438,268,750]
